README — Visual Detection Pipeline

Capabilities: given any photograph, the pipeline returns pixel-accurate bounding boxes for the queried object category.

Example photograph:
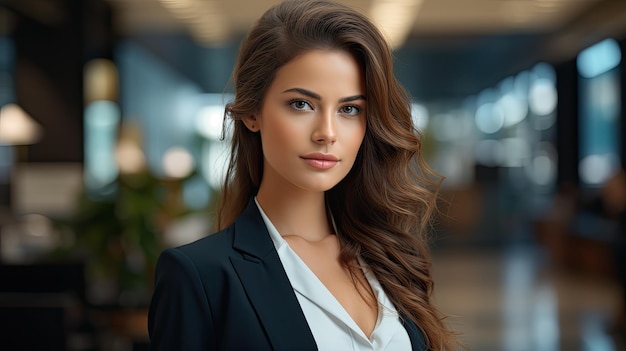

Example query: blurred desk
[0,261,93,351]
[0,261,150,351]
[0,293,77,350]
[535,211,619,276]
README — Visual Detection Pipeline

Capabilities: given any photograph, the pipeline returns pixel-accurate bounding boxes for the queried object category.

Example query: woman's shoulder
[159,200,268,272]
[160,224,236,271]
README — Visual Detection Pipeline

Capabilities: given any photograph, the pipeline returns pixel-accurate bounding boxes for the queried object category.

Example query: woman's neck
[256,187,332,242]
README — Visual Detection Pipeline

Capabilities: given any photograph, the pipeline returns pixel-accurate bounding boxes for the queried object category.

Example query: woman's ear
[243,115,260,132]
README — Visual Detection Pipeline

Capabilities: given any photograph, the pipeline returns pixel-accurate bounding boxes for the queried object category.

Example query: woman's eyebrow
[282,87,366,103]
[339,95,366,103]
[282,87,321,100]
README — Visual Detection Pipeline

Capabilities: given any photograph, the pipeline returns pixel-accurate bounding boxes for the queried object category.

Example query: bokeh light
[162,146,195,179]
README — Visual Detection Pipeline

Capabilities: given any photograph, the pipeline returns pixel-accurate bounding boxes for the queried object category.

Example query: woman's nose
[312,111,337,145]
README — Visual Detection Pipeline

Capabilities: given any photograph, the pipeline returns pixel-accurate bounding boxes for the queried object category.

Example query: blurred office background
[0,0,626,350]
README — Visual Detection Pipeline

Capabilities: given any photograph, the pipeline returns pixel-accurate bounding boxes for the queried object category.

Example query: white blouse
[255,199,412,351]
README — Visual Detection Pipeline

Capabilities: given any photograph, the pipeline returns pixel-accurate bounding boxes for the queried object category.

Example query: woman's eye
[290,100,312,110]
[340,105,361,115]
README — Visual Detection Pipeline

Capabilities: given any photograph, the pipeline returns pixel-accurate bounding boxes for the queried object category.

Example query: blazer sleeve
[148,248,215,350]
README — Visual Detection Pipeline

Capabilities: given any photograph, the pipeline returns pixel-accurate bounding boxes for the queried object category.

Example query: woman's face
[248,49,367,194]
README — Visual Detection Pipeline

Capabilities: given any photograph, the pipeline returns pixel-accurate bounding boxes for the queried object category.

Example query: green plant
[53,170,190,305]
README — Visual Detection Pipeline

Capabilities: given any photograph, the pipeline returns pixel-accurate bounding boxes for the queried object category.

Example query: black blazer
[148,200,428,350]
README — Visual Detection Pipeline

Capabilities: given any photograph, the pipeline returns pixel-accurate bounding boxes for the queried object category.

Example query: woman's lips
[301,153,340,169]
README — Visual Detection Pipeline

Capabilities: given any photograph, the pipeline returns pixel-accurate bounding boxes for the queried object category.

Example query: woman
[148,0,458,350]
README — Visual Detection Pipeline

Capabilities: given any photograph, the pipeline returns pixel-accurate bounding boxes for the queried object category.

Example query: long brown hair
[219,0,458,349]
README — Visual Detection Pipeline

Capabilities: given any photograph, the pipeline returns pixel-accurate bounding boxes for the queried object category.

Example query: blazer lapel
[230,200,317,351]
[230,201,428,351]
[401,313,428,351]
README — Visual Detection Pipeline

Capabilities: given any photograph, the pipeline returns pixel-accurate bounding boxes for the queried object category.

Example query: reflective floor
[432,245,626,351]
